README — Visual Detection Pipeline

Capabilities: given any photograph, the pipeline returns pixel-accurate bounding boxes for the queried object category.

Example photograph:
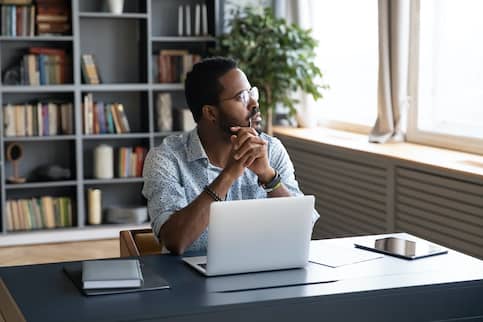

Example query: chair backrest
[119,229,162,257]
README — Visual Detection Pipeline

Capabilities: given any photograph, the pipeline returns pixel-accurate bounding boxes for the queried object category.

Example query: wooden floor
[0,239,119,267]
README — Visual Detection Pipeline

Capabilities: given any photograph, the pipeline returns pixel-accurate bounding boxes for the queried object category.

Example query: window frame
[406,0,483,155]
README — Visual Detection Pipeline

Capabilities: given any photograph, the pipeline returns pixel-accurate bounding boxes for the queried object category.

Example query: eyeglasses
[220,87,259,107]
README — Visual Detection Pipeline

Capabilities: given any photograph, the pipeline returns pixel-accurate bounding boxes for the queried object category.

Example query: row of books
[0,4,36,36]
[20,47,69,85]
[177,4,209,37]
[3,101,74,137]
[118,146,147,178]
[0,0,70,36]
[36,0,70,35]
[5,196,73,232]
[83,93,131,135]
[156,50,201,83]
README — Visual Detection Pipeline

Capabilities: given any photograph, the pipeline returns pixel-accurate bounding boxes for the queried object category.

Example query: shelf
[3,135,76,142]
[152,36,216,42]
[0,0,217,244]
[81,84,149,91]
[0,223,150,246]
[84,177,143,185]
[1,85,75,93]
[153,131,183,137]
[79,12,148,19]
[83,133,150,139]
[5,180,77,190]
[151,83,184,91]
[0,36,74,42]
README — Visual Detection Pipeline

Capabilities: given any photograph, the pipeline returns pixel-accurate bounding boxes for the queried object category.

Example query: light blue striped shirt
[142,128,319,252]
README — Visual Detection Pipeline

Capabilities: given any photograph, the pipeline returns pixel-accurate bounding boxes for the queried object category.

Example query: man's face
[215,68,261,135]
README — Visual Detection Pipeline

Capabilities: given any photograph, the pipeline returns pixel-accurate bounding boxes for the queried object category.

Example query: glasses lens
[250,87,259,101]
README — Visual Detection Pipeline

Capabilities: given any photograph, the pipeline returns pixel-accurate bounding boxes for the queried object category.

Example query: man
[142,57,318,255]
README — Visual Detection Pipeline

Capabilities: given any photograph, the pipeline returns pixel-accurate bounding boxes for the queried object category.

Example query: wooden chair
[119,228,163,257]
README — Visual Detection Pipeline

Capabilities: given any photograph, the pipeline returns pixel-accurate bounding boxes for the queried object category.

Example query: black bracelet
[258,169,282,192]
[204,185,223,202]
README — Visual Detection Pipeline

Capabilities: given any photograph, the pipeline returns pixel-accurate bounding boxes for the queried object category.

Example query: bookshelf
[0,0,219,245]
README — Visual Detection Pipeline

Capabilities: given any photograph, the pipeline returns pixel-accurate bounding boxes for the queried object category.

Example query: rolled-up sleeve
[268,136,320,225]
[142,146,188,239]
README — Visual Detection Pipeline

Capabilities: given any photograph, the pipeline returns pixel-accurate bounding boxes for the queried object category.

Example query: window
[408,0,483,154]
[310,0,378,132]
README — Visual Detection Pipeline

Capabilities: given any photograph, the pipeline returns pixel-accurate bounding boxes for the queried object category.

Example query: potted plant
[213,6,327,134]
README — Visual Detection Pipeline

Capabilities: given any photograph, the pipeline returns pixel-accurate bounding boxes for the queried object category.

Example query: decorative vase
[107,0,124,14]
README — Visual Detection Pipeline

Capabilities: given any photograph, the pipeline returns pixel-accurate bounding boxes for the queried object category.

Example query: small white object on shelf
[177,109,196,131]
[105,207,148,224]
[106,0,124,14]
[94,144,114,179]
[87,188,102,225]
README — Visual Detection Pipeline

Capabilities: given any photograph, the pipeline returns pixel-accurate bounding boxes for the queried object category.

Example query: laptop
[182,195,315,276]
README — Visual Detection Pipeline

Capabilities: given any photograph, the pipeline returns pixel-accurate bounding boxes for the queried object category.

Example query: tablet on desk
[354,236,448,260]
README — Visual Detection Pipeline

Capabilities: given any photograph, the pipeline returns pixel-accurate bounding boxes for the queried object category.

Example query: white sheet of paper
[309,242,383,268]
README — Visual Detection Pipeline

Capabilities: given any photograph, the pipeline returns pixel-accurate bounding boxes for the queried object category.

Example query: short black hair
[185,57,237,123]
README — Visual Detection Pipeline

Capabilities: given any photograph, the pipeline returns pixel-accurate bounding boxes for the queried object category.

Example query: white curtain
[369,0,411,143]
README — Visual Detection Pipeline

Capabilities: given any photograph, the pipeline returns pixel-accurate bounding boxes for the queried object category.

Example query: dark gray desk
[1,233,483,322]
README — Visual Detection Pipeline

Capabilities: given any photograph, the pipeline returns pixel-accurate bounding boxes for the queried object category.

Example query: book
[185,5,191,36]
[0,0,32,4]
[3,104,16,137]
[81,54,100,84]
[177,5,183,36]
[202,4,208,35]
[28,47,67,84]
[82,259,143,289]
[40,196,55,228]
[156,93,172,131]
[63,261,170,296]
[114,103,130,133]
[110,103,122,133]
[194,4,200,36]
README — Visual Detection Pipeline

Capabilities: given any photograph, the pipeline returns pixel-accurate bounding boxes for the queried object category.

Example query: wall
[279,134,483,260]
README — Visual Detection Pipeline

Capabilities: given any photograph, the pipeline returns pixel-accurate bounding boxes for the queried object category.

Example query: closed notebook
[82,259,143,289]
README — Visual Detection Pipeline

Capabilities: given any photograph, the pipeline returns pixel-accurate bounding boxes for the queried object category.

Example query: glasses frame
[219,86,259,107]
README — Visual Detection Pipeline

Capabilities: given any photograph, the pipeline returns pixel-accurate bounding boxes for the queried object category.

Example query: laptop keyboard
[199,263,207,269]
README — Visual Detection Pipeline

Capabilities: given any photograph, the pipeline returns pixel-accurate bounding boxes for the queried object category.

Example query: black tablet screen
[355,237,448,259]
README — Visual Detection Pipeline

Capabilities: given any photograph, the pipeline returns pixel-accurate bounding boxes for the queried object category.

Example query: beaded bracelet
[204,185,223,201]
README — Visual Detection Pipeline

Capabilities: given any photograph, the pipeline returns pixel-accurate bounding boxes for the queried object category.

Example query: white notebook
[82,259,143,289]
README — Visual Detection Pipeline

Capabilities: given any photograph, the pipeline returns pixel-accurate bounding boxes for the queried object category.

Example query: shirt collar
[186,127,208,162]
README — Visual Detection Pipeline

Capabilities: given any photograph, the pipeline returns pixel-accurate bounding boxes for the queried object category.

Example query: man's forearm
[160,171,236,255]
[267,183,292,198]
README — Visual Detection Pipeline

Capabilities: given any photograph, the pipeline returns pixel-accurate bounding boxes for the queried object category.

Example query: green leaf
[211,6,328,117]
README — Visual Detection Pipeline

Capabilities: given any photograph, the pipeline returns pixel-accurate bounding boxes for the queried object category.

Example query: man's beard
[217,110,245,138]
[217,108,261,137]
[218,109,262,140]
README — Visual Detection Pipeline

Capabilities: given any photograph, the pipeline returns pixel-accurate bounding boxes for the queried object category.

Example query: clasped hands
[223,126,275,184]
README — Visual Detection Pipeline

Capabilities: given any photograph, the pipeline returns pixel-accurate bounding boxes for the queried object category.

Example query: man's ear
[201,104,217,123]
